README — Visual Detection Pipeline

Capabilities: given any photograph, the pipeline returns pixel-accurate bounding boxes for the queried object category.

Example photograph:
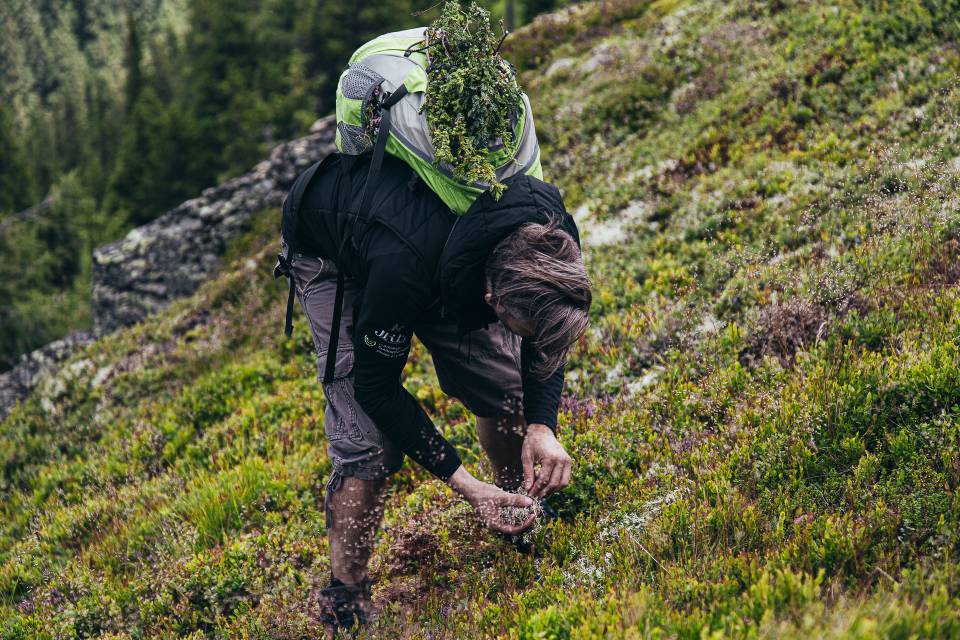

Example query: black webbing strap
[276,160,326,338]
[355,84,408,229]
[322,84,409,384]
[281,256,297,337]
[285,160,323,218]
[323,266,348,383]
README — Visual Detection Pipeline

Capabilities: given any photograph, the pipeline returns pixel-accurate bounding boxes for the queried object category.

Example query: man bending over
[276,151,591,632]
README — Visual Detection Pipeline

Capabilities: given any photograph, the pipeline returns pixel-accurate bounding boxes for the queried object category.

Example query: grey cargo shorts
[283,241,524,492]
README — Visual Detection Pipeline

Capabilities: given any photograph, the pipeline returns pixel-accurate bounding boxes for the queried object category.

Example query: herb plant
[423,1,523,199]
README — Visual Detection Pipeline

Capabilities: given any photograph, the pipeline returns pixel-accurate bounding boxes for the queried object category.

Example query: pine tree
[0,223,47,368]
[72,0,93,48]
[0,172,94,368]
[179,0,317,184]
[524,0,560,20]
[105,86,190,225]
[0,105,33,214]
[36,172,90,288]
[298,0,422,115]
[83,72,121,201]
[123,13,143,113]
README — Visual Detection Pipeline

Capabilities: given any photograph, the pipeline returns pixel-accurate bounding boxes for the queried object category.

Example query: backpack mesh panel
[341,64,384,100]
[338,121,372,155]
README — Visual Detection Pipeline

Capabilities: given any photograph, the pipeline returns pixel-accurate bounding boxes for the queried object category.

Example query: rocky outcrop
[92,116,337,334]
[0,332,93,419]
[0,117,336,418]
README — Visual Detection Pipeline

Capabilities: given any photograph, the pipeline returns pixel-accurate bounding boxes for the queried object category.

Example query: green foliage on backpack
[335,4,542,214]
[423,2,524,199]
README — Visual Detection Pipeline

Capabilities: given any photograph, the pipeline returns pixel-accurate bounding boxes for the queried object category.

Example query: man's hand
[522,423,572,498]
[447,466,536,534]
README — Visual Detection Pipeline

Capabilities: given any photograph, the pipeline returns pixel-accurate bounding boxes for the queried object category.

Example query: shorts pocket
[291,256,332,297]
[317,343,364,446]
[317,348,355,385]
[290,256,356,381]
[323,378,364,442]
[321,376,383,448]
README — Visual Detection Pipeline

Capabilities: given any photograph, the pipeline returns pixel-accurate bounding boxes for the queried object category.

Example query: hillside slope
[3,0,960,637]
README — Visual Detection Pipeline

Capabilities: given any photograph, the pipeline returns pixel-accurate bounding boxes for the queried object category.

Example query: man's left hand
[522,423,572,498]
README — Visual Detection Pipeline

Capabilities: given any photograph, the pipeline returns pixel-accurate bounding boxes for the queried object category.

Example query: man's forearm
[353,380,461,480]
[520,341,565,431]
[447,465,480,496]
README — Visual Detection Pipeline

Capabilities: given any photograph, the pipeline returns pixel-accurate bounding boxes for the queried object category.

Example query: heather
[3,0,960,637]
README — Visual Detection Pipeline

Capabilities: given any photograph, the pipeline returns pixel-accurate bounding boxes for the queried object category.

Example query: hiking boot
[315,576,372,636]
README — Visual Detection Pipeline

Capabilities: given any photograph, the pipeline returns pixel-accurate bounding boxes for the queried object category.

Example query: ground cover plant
[3,0,960,637]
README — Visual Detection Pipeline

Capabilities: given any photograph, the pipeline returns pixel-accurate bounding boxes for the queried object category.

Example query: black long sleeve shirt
[285,154,570,482]
[350,227,563,480]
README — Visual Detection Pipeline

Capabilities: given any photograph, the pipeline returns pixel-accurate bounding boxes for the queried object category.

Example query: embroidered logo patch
[365,325,410,358]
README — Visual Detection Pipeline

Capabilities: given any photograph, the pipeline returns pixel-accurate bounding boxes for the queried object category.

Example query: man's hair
[485,216,592,379]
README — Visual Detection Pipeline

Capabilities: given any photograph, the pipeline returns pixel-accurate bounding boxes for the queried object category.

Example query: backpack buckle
[274,252,292,279]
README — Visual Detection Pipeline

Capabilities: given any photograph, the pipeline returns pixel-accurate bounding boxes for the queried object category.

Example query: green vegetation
[424,1,523,197]
[3,0,960,637]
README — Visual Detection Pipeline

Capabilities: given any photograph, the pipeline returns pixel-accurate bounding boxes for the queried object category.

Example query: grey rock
[580,43,621,74]
[545,57,576,77]
[92,115,337,336]
[0,332,93,420]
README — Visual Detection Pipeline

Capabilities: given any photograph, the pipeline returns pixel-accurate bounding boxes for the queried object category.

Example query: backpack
[277,28,542,379]
[334,27,543,215]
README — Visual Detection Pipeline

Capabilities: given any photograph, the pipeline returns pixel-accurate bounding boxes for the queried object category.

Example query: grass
[3,0,960,637]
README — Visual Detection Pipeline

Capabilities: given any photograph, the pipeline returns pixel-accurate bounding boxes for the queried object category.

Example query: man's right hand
[447,466,536,535]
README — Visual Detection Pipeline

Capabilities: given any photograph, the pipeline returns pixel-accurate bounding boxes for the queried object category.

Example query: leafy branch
[422,1,523,199]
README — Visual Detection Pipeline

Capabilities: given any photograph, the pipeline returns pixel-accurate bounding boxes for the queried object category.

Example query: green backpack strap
[322,84,410,384]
